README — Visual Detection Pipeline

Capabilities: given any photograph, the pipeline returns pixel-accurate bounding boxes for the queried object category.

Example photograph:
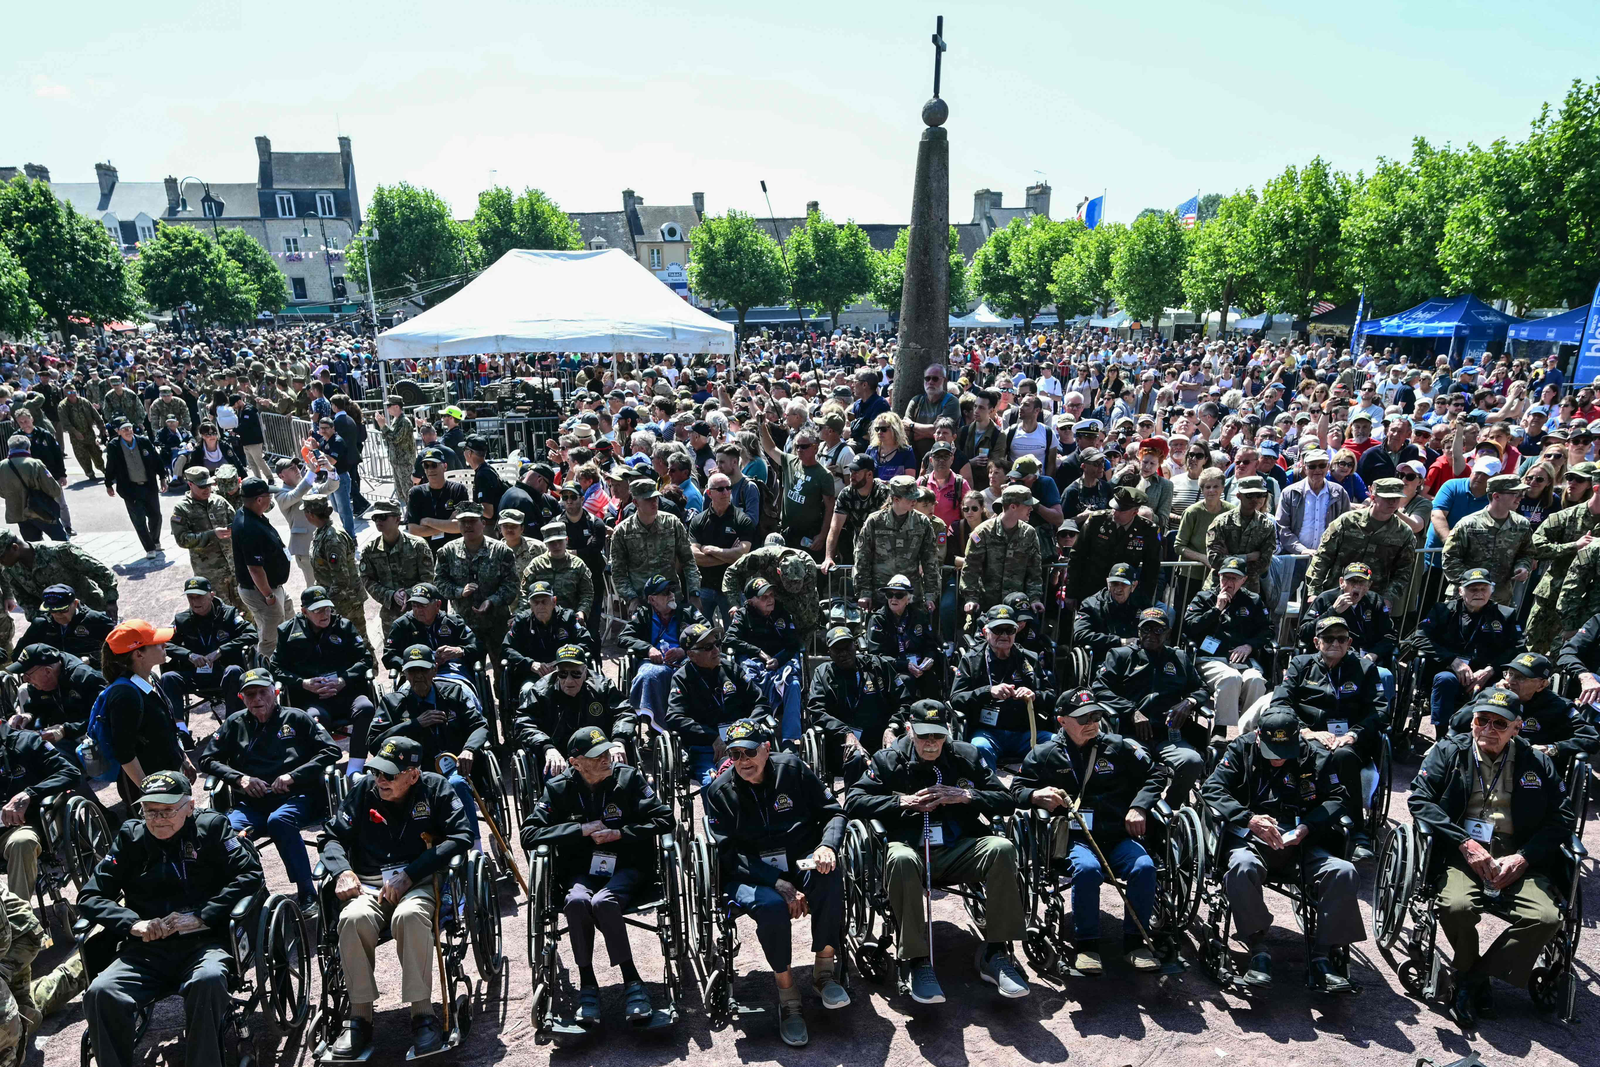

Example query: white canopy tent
[949,303,1022,329]
[375,248,735,361]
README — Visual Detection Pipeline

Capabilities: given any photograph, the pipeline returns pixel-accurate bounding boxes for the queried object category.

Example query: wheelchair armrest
[447,851,467,872]
[37,791,68,815]
[1150,800,1173,830]
[1564,834,1587,863]
[312,861,326,880]
[869,819,887,837]
[72,917,94,939]
[230,894,258,921]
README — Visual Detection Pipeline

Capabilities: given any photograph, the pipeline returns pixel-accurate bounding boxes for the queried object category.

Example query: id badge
[979,707,1000,726]
[590,851,618,876]
[848,729,862,741]
[1200,636,1221,655]
[196,664,214,675]
[1077,809,1095,831]
[925,825,945,847]
[1464,818,1493,844]
[760,849,789,873]
[1327,720,1350,737]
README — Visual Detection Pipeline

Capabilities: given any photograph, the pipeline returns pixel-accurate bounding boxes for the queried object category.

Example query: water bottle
[1166,711,1181,745]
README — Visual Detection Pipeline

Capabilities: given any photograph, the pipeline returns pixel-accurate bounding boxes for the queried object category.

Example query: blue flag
[1078,195,1104,230]
[1351,290,1365,355]
[1577,277,1600,386]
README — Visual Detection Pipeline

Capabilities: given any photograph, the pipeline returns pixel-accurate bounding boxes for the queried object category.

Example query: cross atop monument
[930,15,947,99]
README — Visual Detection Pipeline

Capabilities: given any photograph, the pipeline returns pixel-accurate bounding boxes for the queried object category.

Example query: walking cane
[418,831,451,1037]
[439,755,529,897]
[1060,799,1185,978]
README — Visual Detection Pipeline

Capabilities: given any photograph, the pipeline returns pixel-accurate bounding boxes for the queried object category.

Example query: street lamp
[302,212,340,313]
[176,176,220,238]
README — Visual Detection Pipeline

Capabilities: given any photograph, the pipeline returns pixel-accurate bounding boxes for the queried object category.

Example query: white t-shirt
[1008,423,1049,465]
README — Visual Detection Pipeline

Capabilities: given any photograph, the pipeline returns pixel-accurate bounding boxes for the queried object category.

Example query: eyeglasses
[1305,462,1328,471]
[373,770,398,782]
[1472,715,1513,732]
[555,669,585,679]
[729,750,761,762]
[1334,461,1354,469]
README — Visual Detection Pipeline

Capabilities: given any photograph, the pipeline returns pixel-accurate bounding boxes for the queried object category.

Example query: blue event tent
[1357,294,1522,341]
[1505,304,1591,345]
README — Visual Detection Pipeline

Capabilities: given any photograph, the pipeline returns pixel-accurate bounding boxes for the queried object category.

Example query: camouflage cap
[1233,476,1269,496]
[888,475,919,498]
[453,502,485,519]
[368,499,402,518]
[1010,454,1042,479]
[497,508,526,526]
[1371,478,1405,499]
[630,478,660,500]
[1486,474,1527,495]
[1568,462,1598,481]
[999,484,1037,508]
[183,466,213,485]
[540,521,568,541]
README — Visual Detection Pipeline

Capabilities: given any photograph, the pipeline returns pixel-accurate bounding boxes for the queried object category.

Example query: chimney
[22,163,49,183]
[621,189,637,214]
[94,162,117,198]
[973,188,993,224]
[805,200,819,217]
[692,191,705,218]
[255,135,273,188]
[164,176,180,214]
[338,136,353,186]
[1025,182,1051,218]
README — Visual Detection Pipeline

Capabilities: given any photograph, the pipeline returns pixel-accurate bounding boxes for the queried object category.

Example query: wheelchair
[8,792,114,945]
[1371,762,1588,1023]
[76,852,310,1067]
[309,849,503,1062]
[525,831,686,1041]
[1010,803,1201,980]
[838,815,1001,999]
[1192,803,1360,995]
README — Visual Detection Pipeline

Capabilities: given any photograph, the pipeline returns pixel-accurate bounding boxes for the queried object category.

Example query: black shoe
[1350,834,1374,863]
[1308,957,1357,995]
[410,1013,445,1056]
[296,890,320,922]
[330,1017,372,1059]
[1451,981,1480,1029]
[575,986,600,1027]
[1242,950,1273,987]
[1474,979,1495,1019]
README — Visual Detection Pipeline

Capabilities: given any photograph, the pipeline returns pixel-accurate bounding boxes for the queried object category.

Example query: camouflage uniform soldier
[57,384,105,480]
[1305,478,1416,610]
[1442,474,1534,606]
[100,381,146,436]
[611,479,701,609]
[1556,538,1600,634]
[1526,483,1600,653]
[81,377,106,409]
[853,475,943,608]
[375,398,418,503]
[960,484,1046,612]
[433,503,520,655]
[304,495,371,647]
[170,467,244,613]
[0,884,44,1044]
[1204,476,1277,594]
[358,500,436,635]
[28,953,82,1021]
[493,509,546,613]
[148,386,191,433]
[214,463,243,511]
[721,544,823,639]
[522,522,594,618]
[0,532,117,620]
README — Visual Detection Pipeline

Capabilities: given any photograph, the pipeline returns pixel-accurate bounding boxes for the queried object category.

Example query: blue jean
[731,866,844,973]
[970,726,1036,772]
[228,795,319,897]
[687,745,722,787]
[630,662,674,723]
[741,653,803,744]
[332,470,356,534]
[1068,836,1156,942]
[447,771,482,847]
[697,588,730,627]
[1431,670,1464,728]
[1376,666,1395,710]
[939,572,960,643]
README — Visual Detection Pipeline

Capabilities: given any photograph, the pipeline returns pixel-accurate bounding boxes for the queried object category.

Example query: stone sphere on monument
[922,97,949,128]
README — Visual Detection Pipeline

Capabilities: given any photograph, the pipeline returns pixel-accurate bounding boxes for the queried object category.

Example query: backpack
[755,463,782,541]
[77,677,140,786]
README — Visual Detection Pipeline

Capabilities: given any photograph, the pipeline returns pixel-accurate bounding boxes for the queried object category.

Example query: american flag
[1176,195,1199,229]
[1311,301,1336,315]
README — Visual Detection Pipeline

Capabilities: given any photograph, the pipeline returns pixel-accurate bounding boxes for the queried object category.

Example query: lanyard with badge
[1465,744,1510,846]
[752,776,792,873]
[581,780,621,876]
[1066,743,1100,831]
[1325,659,1350,737]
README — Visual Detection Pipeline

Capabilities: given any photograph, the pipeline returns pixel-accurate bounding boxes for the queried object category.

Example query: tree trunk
[735,308,747,371]
[1219,278,1234,335]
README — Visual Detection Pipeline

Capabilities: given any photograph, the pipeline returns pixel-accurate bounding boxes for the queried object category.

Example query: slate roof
[568,211,635,255]
[51,181,174,220]
[633,204,701,241]
[268,151,345,189]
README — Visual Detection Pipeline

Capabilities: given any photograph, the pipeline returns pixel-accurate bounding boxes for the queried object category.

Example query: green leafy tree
[785,210,876,329]
[345,182,468,311]
[1196,192,1224,225]
[970,216,1076,330]
[471,185,582,266]
[215,227,287,315]
[1134,208,1164,223]
[870,226,970,316]
[1249,156,1355,317]
[1051,221,1126,317]
[1441,78,1600,311]
[133,225,256,325]
[0,178,141,336]
[687,210,789,342]
[0,242,38,338]
[1342,138,1468,313]
[1182,191,1262,332]
[1112,210,1189,323]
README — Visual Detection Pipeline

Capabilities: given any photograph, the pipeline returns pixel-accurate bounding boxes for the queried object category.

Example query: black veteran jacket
[805,654,904,751]
[704,752,845,888]
[1408,733,1574,877]
[383,609,482,673]
[1064,510,1163,605]
[846,734,1015,847]
[1182,587,1274,659]
[1203,732,1348,851]
[1297,589,1397,661]
[618,604,706,659]
[662,659,770,748]
[1092,645,1209,737]
[197,705,340,800]
[371,680,489,767]
[726,605,803,662]
[1011,728,1169,848]
[270,615,375,702]
[321,771,474,883]
[79,810,264,938]
[1447,688,1599,764]
[1410,599,1523,671]
[514,675,636,759]
[1557,610,1600,678]
[166,599,258,675]
[18,605,115,662]
[0,722,81,816]
[951,645,1056,735]
[865,604,941,672]
[15,652,104,744]
[1074,588,1141,657]
[1269,652,1389,751]
[503,606,591,677]
[521,764,673,885]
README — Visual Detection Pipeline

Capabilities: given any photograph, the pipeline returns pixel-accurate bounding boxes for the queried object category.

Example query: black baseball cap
[724,719,769,751]
[183,577,212,595]
[40,584,75,609]
[367,736,423,776]
[1255,707,1302,760]
[567,726,614,760]
[907,700,951,737]
[139,770,192,805]
[6,644,62,675]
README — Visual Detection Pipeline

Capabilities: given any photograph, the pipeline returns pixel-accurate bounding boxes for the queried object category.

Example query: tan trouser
[0,827,40,902]
[1199,658,1265,728]
[243,444,273,483]
[336,878,438,1007]
[237,585,288,660]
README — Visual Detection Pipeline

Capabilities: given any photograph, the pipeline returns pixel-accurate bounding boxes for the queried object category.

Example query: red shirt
[1344,437,1380,458]
[1424,452,1461,494]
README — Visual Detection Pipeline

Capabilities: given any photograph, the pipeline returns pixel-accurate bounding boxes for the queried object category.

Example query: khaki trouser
[336,877,438,1007]
[1199,658,1265,728]
[884,833,1024,959]
[242,444,273,484]
[237,585,288,660]
[0,827,40,902]
[1437,865,1562,988]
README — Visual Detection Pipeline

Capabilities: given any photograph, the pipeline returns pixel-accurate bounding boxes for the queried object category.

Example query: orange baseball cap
[106,620,175,654]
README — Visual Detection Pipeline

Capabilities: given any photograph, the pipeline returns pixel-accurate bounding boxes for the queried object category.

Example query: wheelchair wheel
[1067,646,1092,690]
[1366,735,1394,840]
[841,820,891,984]
[1529,879,1582,1021]
[474,751,518,890]
[1161,805,1205,931]
[65,797,113,890]
[256,894,311,1036]
[800,726,825,781]
[1371,822,1416,951]
[684,830,716,965]
[465,851,505,979]
[511,749,539,827]
[526,848,556,1035]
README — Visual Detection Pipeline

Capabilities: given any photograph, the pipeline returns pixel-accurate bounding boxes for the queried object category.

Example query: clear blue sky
[6,0,1597,227]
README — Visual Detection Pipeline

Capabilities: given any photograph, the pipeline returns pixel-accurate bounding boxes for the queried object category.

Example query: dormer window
[660,223,682,242]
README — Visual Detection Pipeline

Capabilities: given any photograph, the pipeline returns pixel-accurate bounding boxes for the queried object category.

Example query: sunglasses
[1472,715,1514,732]
[1401,472,1421,481]
[1305,462,1328,471]
[1334,461,1354,469]
[729,749,762,762]
[1070,712,1103,725]
[923,375,942,382]
[373,769,399,782]
[886,591,911,600]
[1320,633,1352,644]
[555,668,585,679]
[962,504,983,513]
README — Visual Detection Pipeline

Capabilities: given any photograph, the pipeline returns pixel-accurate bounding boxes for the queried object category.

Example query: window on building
[661,223,681,241]
[291,278,308,301]
[283,236,301,254]
[649,248,662,270]
[137,222,155,243]
[105,224,121,245]
[316,192,335,217]
[275,193,294,218]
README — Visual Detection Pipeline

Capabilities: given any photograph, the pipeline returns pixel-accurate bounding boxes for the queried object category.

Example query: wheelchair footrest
[404,1032,461,1061]
[637,1008,676,1031]
[318,1048,373,1064]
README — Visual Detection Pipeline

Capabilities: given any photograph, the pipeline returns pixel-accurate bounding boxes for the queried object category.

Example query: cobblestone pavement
[24,461,1600,1067]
